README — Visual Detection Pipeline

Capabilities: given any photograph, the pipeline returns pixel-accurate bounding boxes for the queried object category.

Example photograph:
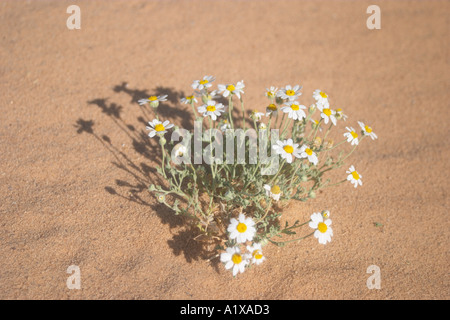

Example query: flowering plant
[143,76,377,276]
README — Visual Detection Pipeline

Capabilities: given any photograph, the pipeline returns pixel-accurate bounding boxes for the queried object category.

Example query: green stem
[160,139,167,178]
[322,122,333,141]
[341,136,365,162]
[269,158,286,185]
[321,179,347,189]
[269,231,315,245]
[228,95,234,130]
[190,101,198,119]
[256,199,273,224]
[281,117,292,138]
[240,96,246,129]
[309,118,322,139]
[278,112,286,130]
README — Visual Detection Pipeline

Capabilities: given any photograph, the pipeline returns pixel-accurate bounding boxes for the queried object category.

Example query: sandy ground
[0,0,449,300]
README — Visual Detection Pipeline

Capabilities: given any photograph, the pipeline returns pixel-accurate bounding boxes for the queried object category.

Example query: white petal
[225,260,234,270]
[220,252,231,262]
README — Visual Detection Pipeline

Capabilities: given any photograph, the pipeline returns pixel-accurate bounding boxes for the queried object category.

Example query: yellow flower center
[252,250,263,260]
[149,96,158,101]
[232,253,242,264]
[283,145,294,154]
[187,95,194,100]
[291,104,300,111]
[336,108,342,113]
[351,171,360,180]
[305,148,313,156]
[206,105,216,112]
[351,131,358,139]
[323,108,332,116]
[319,91,328,98]
[318,222,328,233]
[270,185,281,194]
[267,91,274,97]
[236,223,247,233]
[154,124,165,132]
[286,89,295,96]
[365,125,373,133]
[199,79,209,85]
[227,84,235,92]
[268,104,277,111]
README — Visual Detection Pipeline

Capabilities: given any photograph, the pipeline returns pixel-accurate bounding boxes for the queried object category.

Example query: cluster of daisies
[220,210,333,276]
[263,86,377,190]
[139,76,377,277]
[220,213,263,276]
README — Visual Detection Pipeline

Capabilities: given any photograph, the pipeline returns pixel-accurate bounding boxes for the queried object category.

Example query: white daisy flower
[343,127,359,145]
[227,213,257,244]
[280,101,307,120]
[310,119,323,132]
[317,104,337,126]
[180,95,198,104]
[265,103,278,117]
[197,100,225,121]
[218,80,245,99]
[313,89,330,107]
[138,95,168,108]
[272,138,301,163]
[309,212,333,245]
[246,243,266,265]
[265,86,278,99]
[336,108,348,121]
[251,110,265,122]
[264,184,282,201]
[346,165,362,188]
[146,119,174,138]
[358,121,378,140]
[299,144,318,165]
[191,75,215,90]
[276,85,302,101]
[220,246,250,276]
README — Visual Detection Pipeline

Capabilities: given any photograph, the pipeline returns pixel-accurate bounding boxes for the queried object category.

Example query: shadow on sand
[74,82,246,271]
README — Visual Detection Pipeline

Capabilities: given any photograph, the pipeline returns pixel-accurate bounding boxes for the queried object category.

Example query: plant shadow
[75,82,230,270]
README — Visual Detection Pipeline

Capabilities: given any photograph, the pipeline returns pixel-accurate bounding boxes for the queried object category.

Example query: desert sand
[0,0,449,300]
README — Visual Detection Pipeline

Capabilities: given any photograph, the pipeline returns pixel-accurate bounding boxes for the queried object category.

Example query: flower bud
[275,97,284,105]
[313,136,322,149]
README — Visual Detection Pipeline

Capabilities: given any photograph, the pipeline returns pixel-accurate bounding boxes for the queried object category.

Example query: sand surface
[0,0,449,300]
